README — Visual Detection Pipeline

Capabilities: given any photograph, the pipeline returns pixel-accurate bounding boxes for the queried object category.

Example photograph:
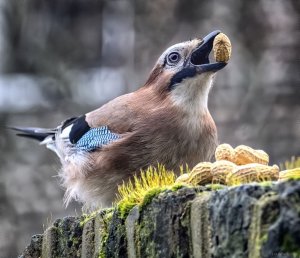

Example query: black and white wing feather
[11,115,120,156]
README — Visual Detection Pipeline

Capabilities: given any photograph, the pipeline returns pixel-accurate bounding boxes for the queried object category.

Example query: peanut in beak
[213,33,232,63]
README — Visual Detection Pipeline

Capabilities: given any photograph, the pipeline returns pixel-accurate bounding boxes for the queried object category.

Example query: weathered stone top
[20,180,300,258]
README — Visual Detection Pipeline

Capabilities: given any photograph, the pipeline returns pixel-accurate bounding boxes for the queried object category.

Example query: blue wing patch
[75,126,120,151]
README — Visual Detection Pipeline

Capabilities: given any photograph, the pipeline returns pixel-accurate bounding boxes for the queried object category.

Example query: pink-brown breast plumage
[61,85,217,208]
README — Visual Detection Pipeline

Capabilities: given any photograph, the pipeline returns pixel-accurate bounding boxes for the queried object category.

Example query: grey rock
[19,181,300,258]
[190,192,212,258]
[81,218,95,258]
[42,226,59,258]
[56,216,82,257]
[208,184,270,258]
[125,206,140,258]
[105,209,128,258]
[94,211,107,258]
[135,187,197,258]
[260,181,300,258]
[18,234,43,258]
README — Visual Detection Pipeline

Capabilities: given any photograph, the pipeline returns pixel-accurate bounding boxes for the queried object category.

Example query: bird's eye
[167,52,181,65]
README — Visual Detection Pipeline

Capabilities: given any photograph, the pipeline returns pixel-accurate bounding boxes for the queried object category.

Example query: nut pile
[176,143,299,186]
[213,33,232,63]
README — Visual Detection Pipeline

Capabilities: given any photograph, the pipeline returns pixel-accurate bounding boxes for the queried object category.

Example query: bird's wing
[10,94,138,154]
[58,115,122,152]
[67,93,141,152]
[14,92,144,153]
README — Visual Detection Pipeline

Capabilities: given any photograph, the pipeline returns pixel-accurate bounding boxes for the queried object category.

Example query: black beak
[169,31,228,90]
[190,30,227,72]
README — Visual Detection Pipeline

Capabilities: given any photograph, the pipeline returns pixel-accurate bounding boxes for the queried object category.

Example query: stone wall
[1,0,299,256]
[20,180,300,258]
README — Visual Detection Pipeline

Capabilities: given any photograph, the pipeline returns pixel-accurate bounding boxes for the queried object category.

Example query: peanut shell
[188,162,212,186]
[213,33,231,62]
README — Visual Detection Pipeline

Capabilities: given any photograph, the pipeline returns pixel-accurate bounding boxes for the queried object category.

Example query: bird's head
[144,30,228,111]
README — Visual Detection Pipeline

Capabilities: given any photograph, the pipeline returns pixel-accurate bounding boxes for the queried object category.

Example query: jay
[12,31,227,208]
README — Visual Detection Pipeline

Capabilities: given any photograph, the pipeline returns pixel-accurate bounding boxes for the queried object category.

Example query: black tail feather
[8,126,55,142]
[16,133,50,142]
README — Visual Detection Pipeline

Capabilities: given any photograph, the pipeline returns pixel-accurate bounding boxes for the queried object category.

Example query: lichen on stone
[80,210,99,227]
[135,187,197,257]
[97,209,114,258]
[248,192,280,258]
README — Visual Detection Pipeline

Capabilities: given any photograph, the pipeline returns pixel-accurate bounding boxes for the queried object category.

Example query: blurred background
[0,0,299,256]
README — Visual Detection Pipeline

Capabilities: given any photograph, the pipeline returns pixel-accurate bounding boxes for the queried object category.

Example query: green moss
[115,165,196,219]
[280,156,300,170]
[118,202,136,220]
[259,233,268,245]
[98,210,114,258]
[282,233,300,256]
[171,183,189,191]
[104,208,114,222]
[116,165,177,218]
[80,211,98,227]
[248,192,280,258]
[135,218,156,256]
[99,231,108,258]
[140,187,166,210]
[56,226,63,235]
[206,184,226,190]
[258,181,273,187]
[118,184,188,218]
[285,175,300,181]
[51,218,83,257]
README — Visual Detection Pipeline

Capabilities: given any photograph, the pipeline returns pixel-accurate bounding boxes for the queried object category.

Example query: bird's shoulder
[58,88,162,149]
[85,90,152,133]
[56,91,140,149]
